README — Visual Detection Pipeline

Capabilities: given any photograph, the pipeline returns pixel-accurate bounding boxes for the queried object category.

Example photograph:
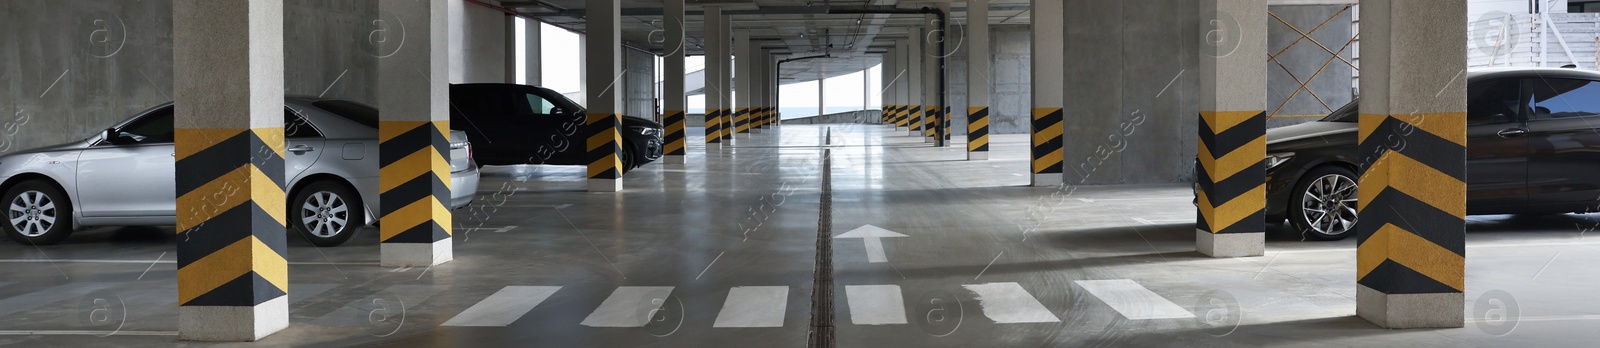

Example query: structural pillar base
[382,239,454,267]
[737,133,751,139]
[1357,285,1464,328]
[968,152,988,160]
[588,178,623,192]
[707,143,722,151]
[1031,174,1062,187]
[664,155,685,164]
[178,296,288,342]
[1195,230,1264,257]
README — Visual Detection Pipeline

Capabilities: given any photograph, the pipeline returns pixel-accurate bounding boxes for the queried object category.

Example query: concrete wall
[1,0,376,154]
[989,25,1033,135]
[1266,5,1355,127]
[450,0,508,83]
[624,48,656,119]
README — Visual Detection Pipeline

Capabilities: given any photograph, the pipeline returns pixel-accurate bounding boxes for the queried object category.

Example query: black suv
[449,83,663,171]
[1254,67,1600,240]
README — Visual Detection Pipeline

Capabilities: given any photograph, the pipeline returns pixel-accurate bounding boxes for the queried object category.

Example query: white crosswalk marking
[962,282,1060,323]
[1074,279,1195,320]
[444,286,562,327]
[713,286,788,328]
[581,286,675,327]
[845,285,907,325]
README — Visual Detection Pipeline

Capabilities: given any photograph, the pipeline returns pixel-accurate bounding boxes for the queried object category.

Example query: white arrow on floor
[835,225,909,263]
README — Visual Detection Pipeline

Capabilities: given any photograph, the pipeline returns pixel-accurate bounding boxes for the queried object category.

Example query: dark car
[1256,67,1600,240]
[448,83,663,172]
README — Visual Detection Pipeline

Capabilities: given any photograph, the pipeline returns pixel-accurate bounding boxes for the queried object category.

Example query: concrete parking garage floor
[2,125,1600,347]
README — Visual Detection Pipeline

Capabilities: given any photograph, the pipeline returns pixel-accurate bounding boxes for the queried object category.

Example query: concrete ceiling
[503,0,1032,83]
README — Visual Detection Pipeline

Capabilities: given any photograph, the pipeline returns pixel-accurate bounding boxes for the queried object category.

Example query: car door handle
[288,145,315,154]
[1497,128,1527,138]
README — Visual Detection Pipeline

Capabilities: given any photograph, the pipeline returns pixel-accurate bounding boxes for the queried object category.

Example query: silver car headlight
[631,126,661,138]
[1266,152,1295,169]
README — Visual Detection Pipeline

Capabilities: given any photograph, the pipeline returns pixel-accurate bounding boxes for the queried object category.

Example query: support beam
[1196,0,1267,257]
[172,0,287,341]
[897,40,911,131]
[966,0,990,159]
[752,48,767,133]
[504,14,517,83]
[378,0,453,266]
[926,3,949,146]
[1029,0,1064,186]
[585,0,623,192]
[1355,0,1467,329]
[907,33,924,137]
[720,14,735,143]
[734,30,753,138]
[704,6,725,151]
[525,17,542,85]
[663,0,686,163]
[882,48,898,127]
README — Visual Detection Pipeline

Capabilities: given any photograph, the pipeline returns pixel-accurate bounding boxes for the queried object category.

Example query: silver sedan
[0,96,479,246]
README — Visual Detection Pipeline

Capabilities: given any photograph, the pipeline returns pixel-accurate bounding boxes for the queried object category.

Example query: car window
[1321,100,1358,123]
[312,100,379,128]
[1468,78,1522,126]
[1527,77,1600,120]
[285,107,322,138]
[517,92,559,115]
[115,106,175,144]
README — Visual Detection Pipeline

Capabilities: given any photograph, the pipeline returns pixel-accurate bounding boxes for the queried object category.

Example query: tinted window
[116,106,175,144]
[1528,78,1600,120]
[1468,78,1521,126]
[517,92,559,115]
[285,107,322,138]
[312,100,379,128]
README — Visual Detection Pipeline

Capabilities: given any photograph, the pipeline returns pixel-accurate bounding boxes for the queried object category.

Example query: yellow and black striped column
[734,107,752,137]
[378,121,454,263]
[924,106,938,144]
[967,106,990,160]
[585,0,625,192]
[1195,111,1266,253]
[1030,107,1064,185]
[1195,0,1266,257]
[705,108,724,150]
[734,30,754,139]
[586,113,624,191]
[908,105,924,137]
[663,110,686,164]
[1354,0,1466,328]
[172,0,288,341]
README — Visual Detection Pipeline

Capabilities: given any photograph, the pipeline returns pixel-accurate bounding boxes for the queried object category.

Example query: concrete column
[378,0,453,266]
[704,6,724,150]
[768,52,779,128]
[585,0,624,192]
[882,48,897,127]
[926,3,950,146]
[526,18,542,85]
[504,14,516,83]
[734,30,752,138]
[896,40,911,131]
[751,48,766,133]
[172,0,287,341]
[662,0,687,163]
[1029,0,1064,186]
[1355,0,1467,329]
[966,0,990,159]
[720,14,735,142]
[818,66,825,119]
[1196,0,1267,257]
[906,31,924,137]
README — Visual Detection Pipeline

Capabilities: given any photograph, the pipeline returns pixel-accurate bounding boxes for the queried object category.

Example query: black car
[1259,67,1600,240]
[448,83,663,171]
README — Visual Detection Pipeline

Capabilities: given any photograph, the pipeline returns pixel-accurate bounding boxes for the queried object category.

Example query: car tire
[619,141,638,174]
[290,180,364,247]
[1288,165,1360,241]
[2,180,73,245]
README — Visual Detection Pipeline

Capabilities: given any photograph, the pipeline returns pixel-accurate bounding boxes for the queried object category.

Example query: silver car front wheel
[1290,166,1360,240]
[3,180,73,245]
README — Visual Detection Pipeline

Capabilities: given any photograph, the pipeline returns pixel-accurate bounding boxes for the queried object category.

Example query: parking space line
[443,286,562,327]
[844,285,907,325]
[580,286,674,327]
[962,283,1060,323]
[1074,279,1195,320]
[713,286,789,328]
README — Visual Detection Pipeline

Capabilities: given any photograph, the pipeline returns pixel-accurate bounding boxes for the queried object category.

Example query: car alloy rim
[7,191,58,238]
[1300,173,1359,236]
[300,191,349,238]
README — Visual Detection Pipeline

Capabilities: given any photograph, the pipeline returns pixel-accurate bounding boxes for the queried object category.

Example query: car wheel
[619,141,638,173]
[1289,165,1359,241]
[290,181,363,247]
[2,180,73,245]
